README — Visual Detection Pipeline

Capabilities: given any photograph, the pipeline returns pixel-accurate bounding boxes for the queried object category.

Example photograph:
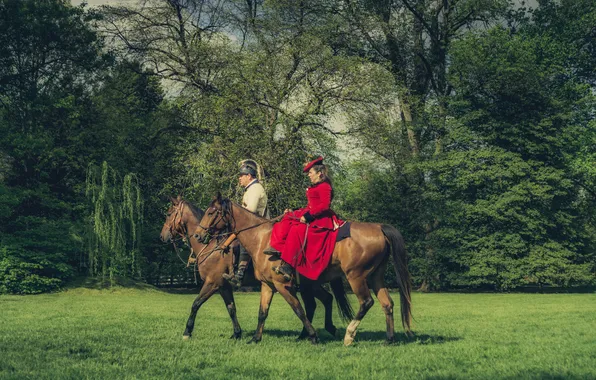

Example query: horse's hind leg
[183,282,218,339]
[371,263,395,344]
[344,275,374,346]
[312,284,337,336]
[248,283,274,344]
[219,282,242,339]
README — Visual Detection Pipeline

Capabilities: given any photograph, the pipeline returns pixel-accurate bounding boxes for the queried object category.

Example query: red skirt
[270,211,339,280]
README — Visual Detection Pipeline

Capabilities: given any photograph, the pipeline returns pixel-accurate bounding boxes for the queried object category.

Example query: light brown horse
[194,194,412,346]
[160,196,351,340]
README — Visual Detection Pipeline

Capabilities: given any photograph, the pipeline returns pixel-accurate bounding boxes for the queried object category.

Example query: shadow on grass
[261,328,343,343]
[357,331,460,345]
[262,328,460,345]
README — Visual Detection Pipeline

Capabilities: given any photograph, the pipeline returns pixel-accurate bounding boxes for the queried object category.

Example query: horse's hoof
[296,330,309,341]
[325,325,337,337]
[182,335,191,341]
[247,337,261,344]
[343,320,360,346]
[383,338,395,346]
[230,332,242,340]
[310,336,319,345]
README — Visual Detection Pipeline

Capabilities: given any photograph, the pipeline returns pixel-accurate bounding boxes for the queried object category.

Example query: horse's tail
[329,277,354,323]
[381,224,412,333]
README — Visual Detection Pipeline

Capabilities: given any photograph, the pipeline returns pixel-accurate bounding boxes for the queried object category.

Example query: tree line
[0,0,594,293]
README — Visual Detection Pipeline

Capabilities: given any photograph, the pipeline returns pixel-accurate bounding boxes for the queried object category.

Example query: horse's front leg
[183,282,218,340]
[248,283,274,344]
[343,275,374,346]
[274,281,318,344]
[219,282,242,339]
[312,284,337,337]
[298,283,317,340]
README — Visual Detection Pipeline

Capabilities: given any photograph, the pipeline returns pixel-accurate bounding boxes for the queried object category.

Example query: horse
[160,195,352,340]
[194,194,412,346]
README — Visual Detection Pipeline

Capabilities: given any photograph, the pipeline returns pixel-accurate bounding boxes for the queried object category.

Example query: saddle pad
[336,222,351,243]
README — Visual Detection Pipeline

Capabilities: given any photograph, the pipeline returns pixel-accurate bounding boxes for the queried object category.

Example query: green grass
[1,289,595,379]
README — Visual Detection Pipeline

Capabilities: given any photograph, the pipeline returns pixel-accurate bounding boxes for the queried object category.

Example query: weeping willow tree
[85,161,143,282]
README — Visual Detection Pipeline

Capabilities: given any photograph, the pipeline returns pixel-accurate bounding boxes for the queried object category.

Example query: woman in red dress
[265,156,342,281]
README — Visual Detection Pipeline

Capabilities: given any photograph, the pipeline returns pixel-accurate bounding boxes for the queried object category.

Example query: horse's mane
[211,197,268,221]
[180,199,204,220]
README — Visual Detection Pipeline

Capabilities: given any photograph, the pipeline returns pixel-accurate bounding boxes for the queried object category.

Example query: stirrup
[272,264,292,282]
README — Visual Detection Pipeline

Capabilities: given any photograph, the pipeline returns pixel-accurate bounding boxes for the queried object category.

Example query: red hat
[303,156,324,172]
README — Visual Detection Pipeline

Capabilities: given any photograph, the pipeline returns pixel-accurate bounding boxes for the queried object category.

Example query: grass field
[1,288,595,379]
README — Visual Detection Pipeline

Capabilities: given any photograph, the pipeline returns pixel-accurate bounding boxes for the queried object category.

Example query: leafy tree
[102,0,382,215]
[0,0,109,293]
[437,25,595,289]
[85,162,143,281]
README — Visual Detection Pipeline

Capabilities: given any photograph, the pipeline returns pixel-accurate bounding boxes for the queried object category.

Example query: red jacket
[269,180,343,279]
[294,181,341,230]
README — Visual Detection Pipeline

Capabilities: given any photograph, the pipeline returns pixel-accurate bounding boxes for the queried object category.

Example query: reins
[199,201,283,243]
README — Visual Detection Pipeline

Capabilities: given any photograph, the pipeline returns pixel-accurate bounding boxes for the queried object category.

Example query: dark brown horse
[160,196,351,340]
[194,195,412,345]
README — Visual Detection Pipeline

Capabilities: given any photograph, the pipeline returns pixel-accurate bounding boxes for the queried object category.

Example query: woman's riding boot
[263,246,281,256]
[272,261,293,282]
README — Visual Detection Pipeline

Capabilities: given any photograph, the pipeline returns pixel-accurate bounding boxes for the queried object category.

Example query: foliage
[0,0,108,294]
[1,0,595,293]
[433,26,596,290]
[85,162,143,281]
[334,2,596,290]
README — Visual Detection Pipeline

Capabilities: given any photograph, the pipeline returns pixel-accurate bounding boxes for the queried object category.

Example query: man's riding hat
[239,159,258,177]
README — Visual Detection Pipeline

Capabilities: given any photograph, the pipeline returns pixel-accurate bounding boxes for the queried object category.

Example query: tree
[102,0,383,215]
[0,0,109,293]
[437,25,595,289]
[85,162,143,281]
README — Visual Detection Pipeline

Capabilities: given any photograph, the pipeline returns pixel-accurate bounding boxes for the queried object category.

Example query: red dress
[269,181,343,280]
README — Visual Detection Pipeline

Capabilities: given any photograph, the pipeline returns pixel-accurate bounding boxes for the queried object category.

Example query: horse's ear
[216,192,222,203]
[176,194,183,202]
[170,196,179,205]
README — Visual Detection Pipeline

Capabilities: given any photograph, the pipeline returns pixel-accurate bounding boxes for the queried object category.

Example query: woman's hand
[284,208,291,214]
[300,216,307,223]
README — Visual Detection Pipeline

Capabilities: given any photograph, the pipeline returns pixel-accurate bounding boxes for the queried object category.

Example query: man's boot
[222,265,246,288]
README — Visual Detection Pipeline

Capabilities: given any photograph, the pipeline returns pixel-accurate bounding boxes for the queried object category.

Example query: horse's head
[160,195,196,242]
[194,192,232,244]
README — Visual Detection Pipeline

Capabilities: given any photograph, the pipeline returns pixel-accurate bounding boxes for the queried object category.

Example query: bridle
[164,201,232,274]
[196,206,229,244]
[166,201,189,241]
[196,200,282,243]
[164,201,195,266]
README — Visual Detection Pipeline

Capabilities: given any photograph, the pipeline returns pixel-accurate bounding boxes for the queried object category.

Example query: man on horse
[222,159,269,287]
